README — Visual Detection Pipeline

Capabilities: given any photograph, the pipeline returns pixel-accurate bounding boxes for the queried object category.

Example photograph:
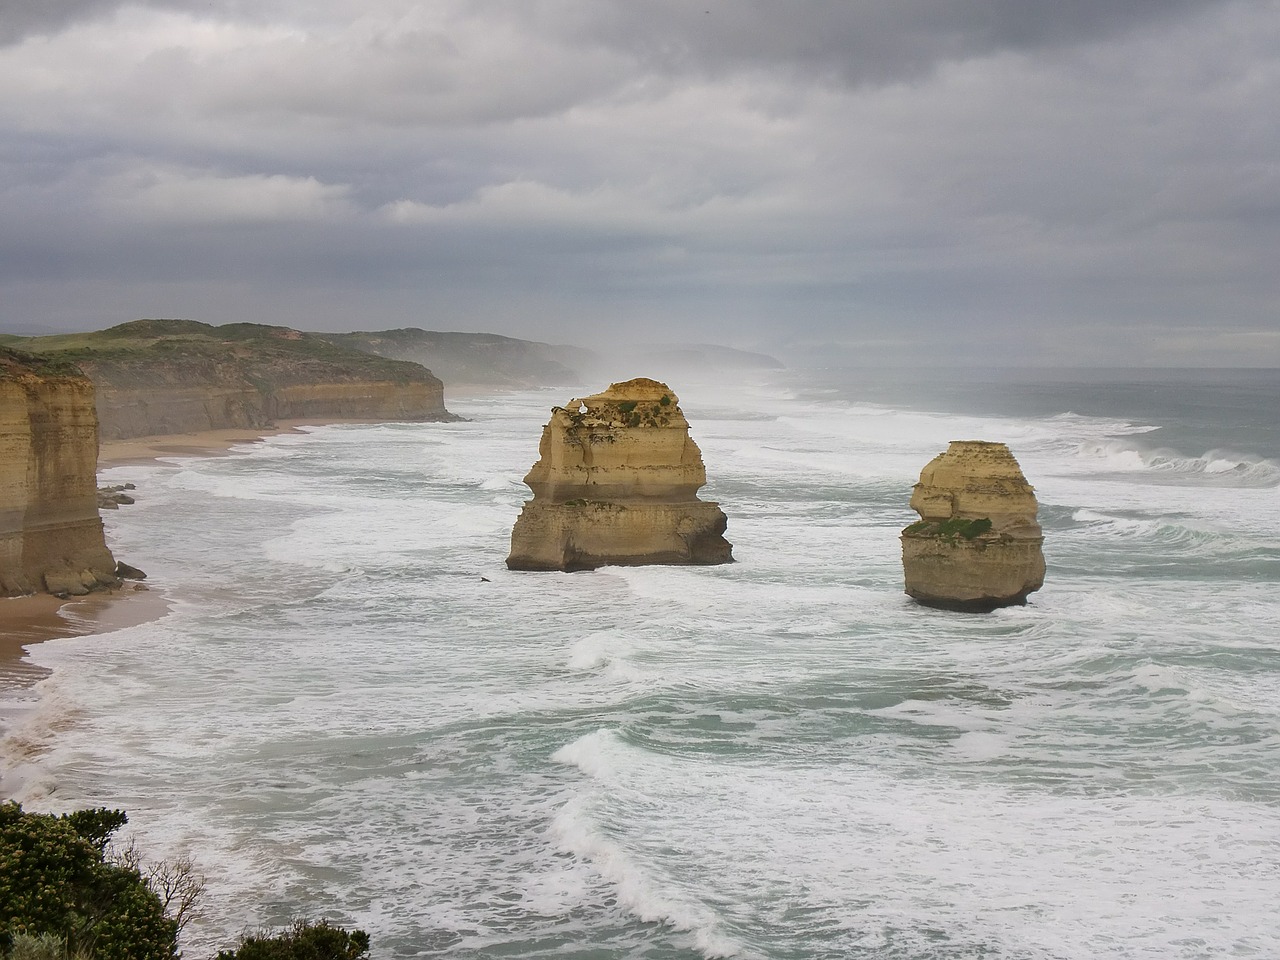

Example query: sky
[1,0,1278,365]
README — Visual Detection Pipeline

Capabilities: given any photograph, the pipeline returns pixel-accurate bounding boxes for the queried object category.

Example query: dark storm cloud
[3,0,1234,75]
[0,0,117,44]
[0,0,274,45]
[503,0,1235,83]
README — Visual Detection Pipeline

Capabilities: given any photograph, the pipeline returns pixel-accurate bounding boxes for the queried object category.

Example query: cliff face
[507,378,733,571]
[1,350,118,597]
[901,440,1045,611]
[10,320,453,441]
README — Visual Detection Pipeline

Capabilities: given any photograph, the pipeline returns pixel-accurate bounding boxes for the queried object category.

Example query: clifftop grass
[0,345,91,381]
[5,320,440,389]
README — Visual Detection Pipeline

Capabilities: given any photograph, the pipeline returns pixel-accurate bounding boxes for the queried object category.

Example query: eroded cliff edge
[901,440,1045,611]
[1,349,118,597]
[8,320,454,440]
[507,378,733,571]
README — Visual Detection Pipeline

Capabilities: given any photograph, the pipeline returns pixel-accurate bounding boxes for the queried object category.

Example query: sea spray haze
[3,369,1279,959]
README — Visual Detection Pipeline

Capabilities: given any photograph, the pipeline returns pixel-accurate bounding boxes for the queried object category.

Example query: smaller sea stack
[507,378,733,571]
[901,440,1045,611]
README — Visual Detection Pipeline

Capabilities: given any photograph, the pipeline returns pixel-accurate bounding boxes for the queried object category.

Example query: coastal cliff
[1,349,118,597]
[507,378,732,571]
[901,440,1045,611]
[8,320,453,441]
[324,329,594,388]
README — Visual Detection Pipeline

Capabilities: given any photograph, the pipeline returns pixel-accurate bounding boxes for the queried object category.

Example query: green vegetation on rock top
[0,346,88,380]
[903,516,994,539]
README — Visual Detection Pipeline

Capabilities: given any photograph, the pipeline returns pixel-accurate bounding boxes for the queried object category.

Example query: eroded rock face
[9,319,454,441]
[901,440,1045,611]
[507,378,733,571]
[86,364,450,441]
[1,350,119,597]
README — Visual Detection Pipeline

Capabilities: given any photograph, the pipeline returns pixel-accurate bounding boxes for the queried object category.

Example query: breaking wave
[1075,439,1280,486]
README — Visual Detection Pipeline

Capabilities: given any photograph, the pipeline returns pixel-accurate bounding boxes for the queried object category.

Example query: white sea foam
[566,632,633,673]
[1071,439,1280,487]
[3,379,1279,959]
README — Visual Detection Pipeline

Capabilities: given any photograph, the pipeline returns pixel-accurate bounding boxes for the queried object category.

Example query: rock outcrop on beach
[901,440,1045,611]
[5,320,454,441]
[507,378,733,571]
[0,349,119,597]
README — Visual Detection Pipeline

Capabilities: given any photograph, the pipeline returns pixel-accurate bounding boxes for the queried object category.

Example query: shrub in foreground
[2,803,366,960]
[0,803,176,960]
[216,921,370,960]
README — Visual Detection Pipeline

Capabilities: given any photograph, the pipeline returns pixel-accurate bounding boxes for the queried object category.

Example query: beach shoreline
[6,418,403,660]
[1,587,171,679]
[96,418,383,467]
[2,420,341,743]
[7,417,407,657]
[2,416,401,795]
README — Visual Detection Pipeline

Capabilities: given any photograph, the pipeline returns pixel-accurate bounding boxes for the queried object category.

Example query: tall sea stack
[507,378,733,571]
[901,440,1045,611]
[1,349,119,597]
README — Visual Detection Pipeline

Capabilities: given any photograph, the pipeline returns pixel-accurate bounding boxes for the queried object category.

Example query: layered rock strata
[901,440,1045,611]
[1,349,119,597]
[507,378,733,571]
[9,320,453,441]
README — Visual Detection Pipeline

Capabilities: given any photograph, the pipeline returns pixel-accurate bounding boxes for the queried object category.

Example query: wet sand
[0,588,169,796]
[96,419,359,467]
[0,588,170,683]
[96,409,474,466]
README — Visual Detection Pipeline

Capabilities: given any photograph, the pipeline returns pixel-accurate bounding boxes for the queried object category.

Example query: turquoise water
[3,370,1278,959]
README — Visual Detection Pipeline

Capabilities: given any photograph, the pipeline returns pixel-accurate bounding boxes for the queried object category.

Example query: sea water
[3,368,1279,960]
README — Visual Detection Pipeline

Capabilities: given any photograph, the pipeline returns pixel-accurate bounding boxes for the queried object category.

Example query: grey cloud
[0,0,117,44]
[0,0,1278,365]
[496,0,1237,84]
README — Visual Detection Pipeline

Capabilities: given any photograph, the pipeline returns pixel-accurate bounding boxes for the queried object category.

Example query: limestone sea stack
[1,348,119,597]
[901,440,1045,611]
[507,378,733,571]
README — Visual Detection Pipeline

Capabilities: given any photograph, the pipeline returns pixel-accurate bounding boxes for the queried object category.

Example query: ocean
[3,367,1279,960]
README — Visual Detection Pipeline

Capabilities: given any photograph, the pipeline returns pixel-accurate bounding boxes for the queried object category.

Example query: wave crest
[1075,440,1280,487]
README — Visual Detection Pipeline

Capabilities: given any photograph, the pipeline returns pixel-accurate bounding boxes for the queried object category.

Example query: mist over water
[4,370,1279,959]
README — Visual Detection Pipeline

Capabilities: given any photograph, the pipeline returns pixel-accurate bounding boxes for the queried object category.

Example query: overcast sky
[1,0,1278,365]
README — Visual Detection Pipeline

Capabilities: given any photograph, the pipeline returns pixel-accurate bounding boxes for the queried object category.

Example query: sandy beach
[96,419,356,467]
[1,587,170,674]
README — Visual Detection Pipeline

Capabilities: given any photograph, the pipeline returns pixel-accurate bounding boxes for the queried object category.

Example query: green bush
[7,933,82,960]
[0,803,177,960]
[2,805,367,960]
[216,921,370,960]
